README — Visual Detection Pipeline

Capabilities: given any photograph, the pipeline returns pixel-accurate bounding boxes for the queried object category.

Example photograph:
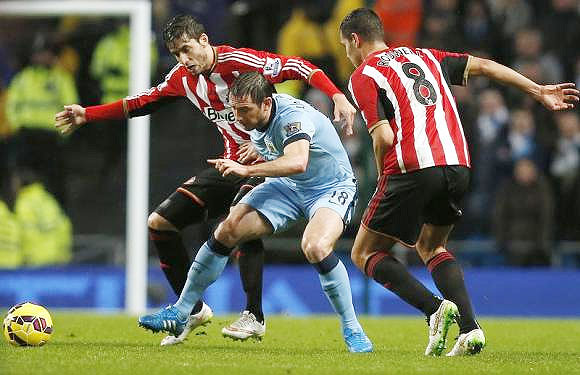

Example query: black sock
[238,239,264,323]
[366,252,440,317]
[149,228,203,315]
[427,251,479,333]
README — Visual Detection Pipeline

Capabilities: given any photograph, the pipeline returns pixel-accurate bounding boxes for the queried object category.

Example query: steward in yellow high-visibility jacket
[14,182,72,266]
[5,61,78,132]
[91,24,158,103]
[0,199,22,268]
[5,38,79,205]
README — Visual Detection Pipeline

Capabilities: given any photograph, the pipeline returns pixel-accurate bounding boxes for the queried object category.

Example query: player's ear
[198,33,209,46]
[262,96,273,110]
[351,33,361,48]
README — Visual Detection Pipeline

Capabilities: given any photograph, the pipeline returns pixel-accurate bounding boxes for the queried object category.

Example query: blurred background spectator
[493,158,554,266]
[374,0,422,47]
[549,112,580,240]
[464,88,509,235]
[5,34,78,206]
[0,0,578,268]
[0,167,21,268]
[0,168,72,268]
[13,169,73,267]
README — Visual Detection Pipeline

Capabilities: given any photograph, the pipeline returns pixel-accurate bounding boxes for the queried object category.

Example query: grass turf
[1,313,579,375]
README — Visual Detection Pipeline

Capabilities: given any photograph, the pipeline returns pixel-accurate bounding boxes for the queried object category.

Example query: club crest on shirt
[265,138,277,153]
[284,122,302,137]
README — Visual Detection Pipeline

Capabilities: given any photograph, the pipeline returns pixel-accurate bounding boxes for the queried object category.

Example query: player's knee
[350,245,366,271]
[147,212,177,232]
[301,238,332,263]
[214,218,241,247]
[415,240,444,263]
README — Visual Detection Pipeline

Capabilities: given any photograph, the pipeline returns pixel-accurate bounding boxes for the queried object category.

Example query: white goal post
[0,0,152,314]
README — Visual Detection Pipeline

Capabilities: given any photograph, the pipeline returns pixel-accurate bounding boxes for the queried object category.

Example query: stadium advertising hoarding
[0,266,578,317]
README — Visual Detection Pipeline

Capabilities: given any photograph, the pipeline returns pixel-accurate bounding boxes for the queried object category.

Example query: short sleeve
[348,72,394,132]
[427,49,471,86]
[278,115,315,149]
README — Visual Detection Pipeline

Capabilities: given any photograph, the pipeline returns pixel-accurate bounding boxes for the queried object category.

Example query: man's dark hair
[339,8,384,42]
[162,14,206,46]
[229,72,273,105]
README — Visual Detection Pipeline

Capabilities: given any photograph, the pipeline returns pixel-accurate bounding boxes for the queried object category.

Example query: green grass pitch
[1,313,579,375]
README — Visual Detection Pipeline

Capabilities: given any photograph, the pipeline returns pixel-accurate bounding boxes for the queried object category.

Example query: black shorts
[361,165,470,246]
[155,167,263,229]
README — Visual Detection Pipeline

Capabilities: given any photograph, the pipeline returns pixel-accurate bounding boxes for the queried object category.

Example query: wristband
[85,99,126,122]
[308,70,341,98]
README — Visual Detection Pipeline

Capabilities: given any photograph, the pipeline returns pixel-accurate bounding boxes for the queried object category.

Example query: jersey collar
[205,46,218,76]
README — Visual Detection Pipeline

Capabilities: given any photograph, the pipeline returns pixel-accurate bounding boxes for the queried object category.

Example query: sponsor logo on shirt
[205,107,236,123]
[263,57,282,77]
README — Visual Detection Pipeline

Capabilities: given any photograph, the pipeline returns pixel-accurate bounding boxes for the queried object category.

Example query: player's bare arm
[209,139,309,178]
[369,121,394,176]
[54,104,87,135]
[468,56,580,111]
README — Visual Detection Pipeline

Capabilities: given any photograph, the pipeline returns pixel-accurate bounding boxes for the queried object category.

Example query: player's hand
[537,83,580,111]
[332,93,356,137]
[55,104,87,135]
[237,142,260,164]
[208,158,249,177]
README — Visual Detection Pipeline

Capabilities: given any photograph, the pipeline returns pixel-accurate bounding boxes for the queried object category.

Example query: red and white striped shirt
[348,47,471,176]
[123,46,322,161]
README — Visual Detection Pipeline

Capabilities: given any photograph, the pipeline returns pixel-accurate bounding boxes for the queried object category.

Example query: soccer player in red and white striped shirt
[339,8,579,356]
[55,14,357,345]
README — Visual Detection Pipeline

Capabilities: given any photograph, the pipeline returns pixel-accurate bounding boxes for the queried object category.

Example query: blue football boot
[343,327,373,353]
[138,305,187,337]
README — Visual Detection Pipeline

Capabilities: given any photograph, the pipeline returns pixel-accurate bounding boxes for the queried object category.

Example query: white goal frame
[0,0,152,314]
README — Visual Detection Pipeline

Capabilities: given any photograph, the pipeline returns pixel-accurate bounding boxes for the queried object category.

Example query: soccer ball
[3,302,53,347]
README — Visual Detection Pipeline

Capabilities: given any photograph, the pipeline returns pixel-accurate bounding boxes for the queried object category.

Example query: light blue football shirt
[250,93,354,190]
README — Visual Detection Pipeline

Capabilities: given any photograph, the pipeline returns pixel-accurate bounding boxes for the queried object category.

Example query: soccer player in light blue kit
[139,71,373,353]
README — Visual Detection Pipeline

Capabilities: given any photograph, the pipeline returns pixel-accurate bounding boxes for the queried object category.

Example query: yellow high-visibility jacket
[91,25,158,104]
[0,199,22,268]
[5,65,78,131]
[14,183,72,266]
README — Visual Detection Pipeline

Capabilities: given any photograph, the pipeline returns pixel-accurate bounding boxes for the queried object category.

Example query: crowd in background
[0,0,579,268]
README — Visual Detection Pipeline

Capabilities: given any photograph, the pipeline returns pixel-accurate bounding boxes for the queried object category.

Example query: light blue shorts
[239,177,357,233]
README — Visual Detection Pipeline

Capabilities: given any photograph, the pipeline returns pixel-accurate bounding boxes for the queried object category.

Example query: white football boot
[446,328,486,356]
[221,310,266,341]
[424,299,459,356]
[160,302,213,346]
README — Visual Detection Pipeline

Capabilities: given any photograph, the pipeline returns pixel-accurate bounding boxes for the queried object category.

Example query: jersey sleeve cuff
[368,119,390,134]
[282,133,311,148]
[463,56,472,86]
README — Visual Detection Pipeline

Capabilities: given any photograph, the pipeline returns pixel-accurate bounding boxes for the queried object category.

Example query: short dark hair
[339,8,384,42]
[229,72,273,105]
[162,14,206,46]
